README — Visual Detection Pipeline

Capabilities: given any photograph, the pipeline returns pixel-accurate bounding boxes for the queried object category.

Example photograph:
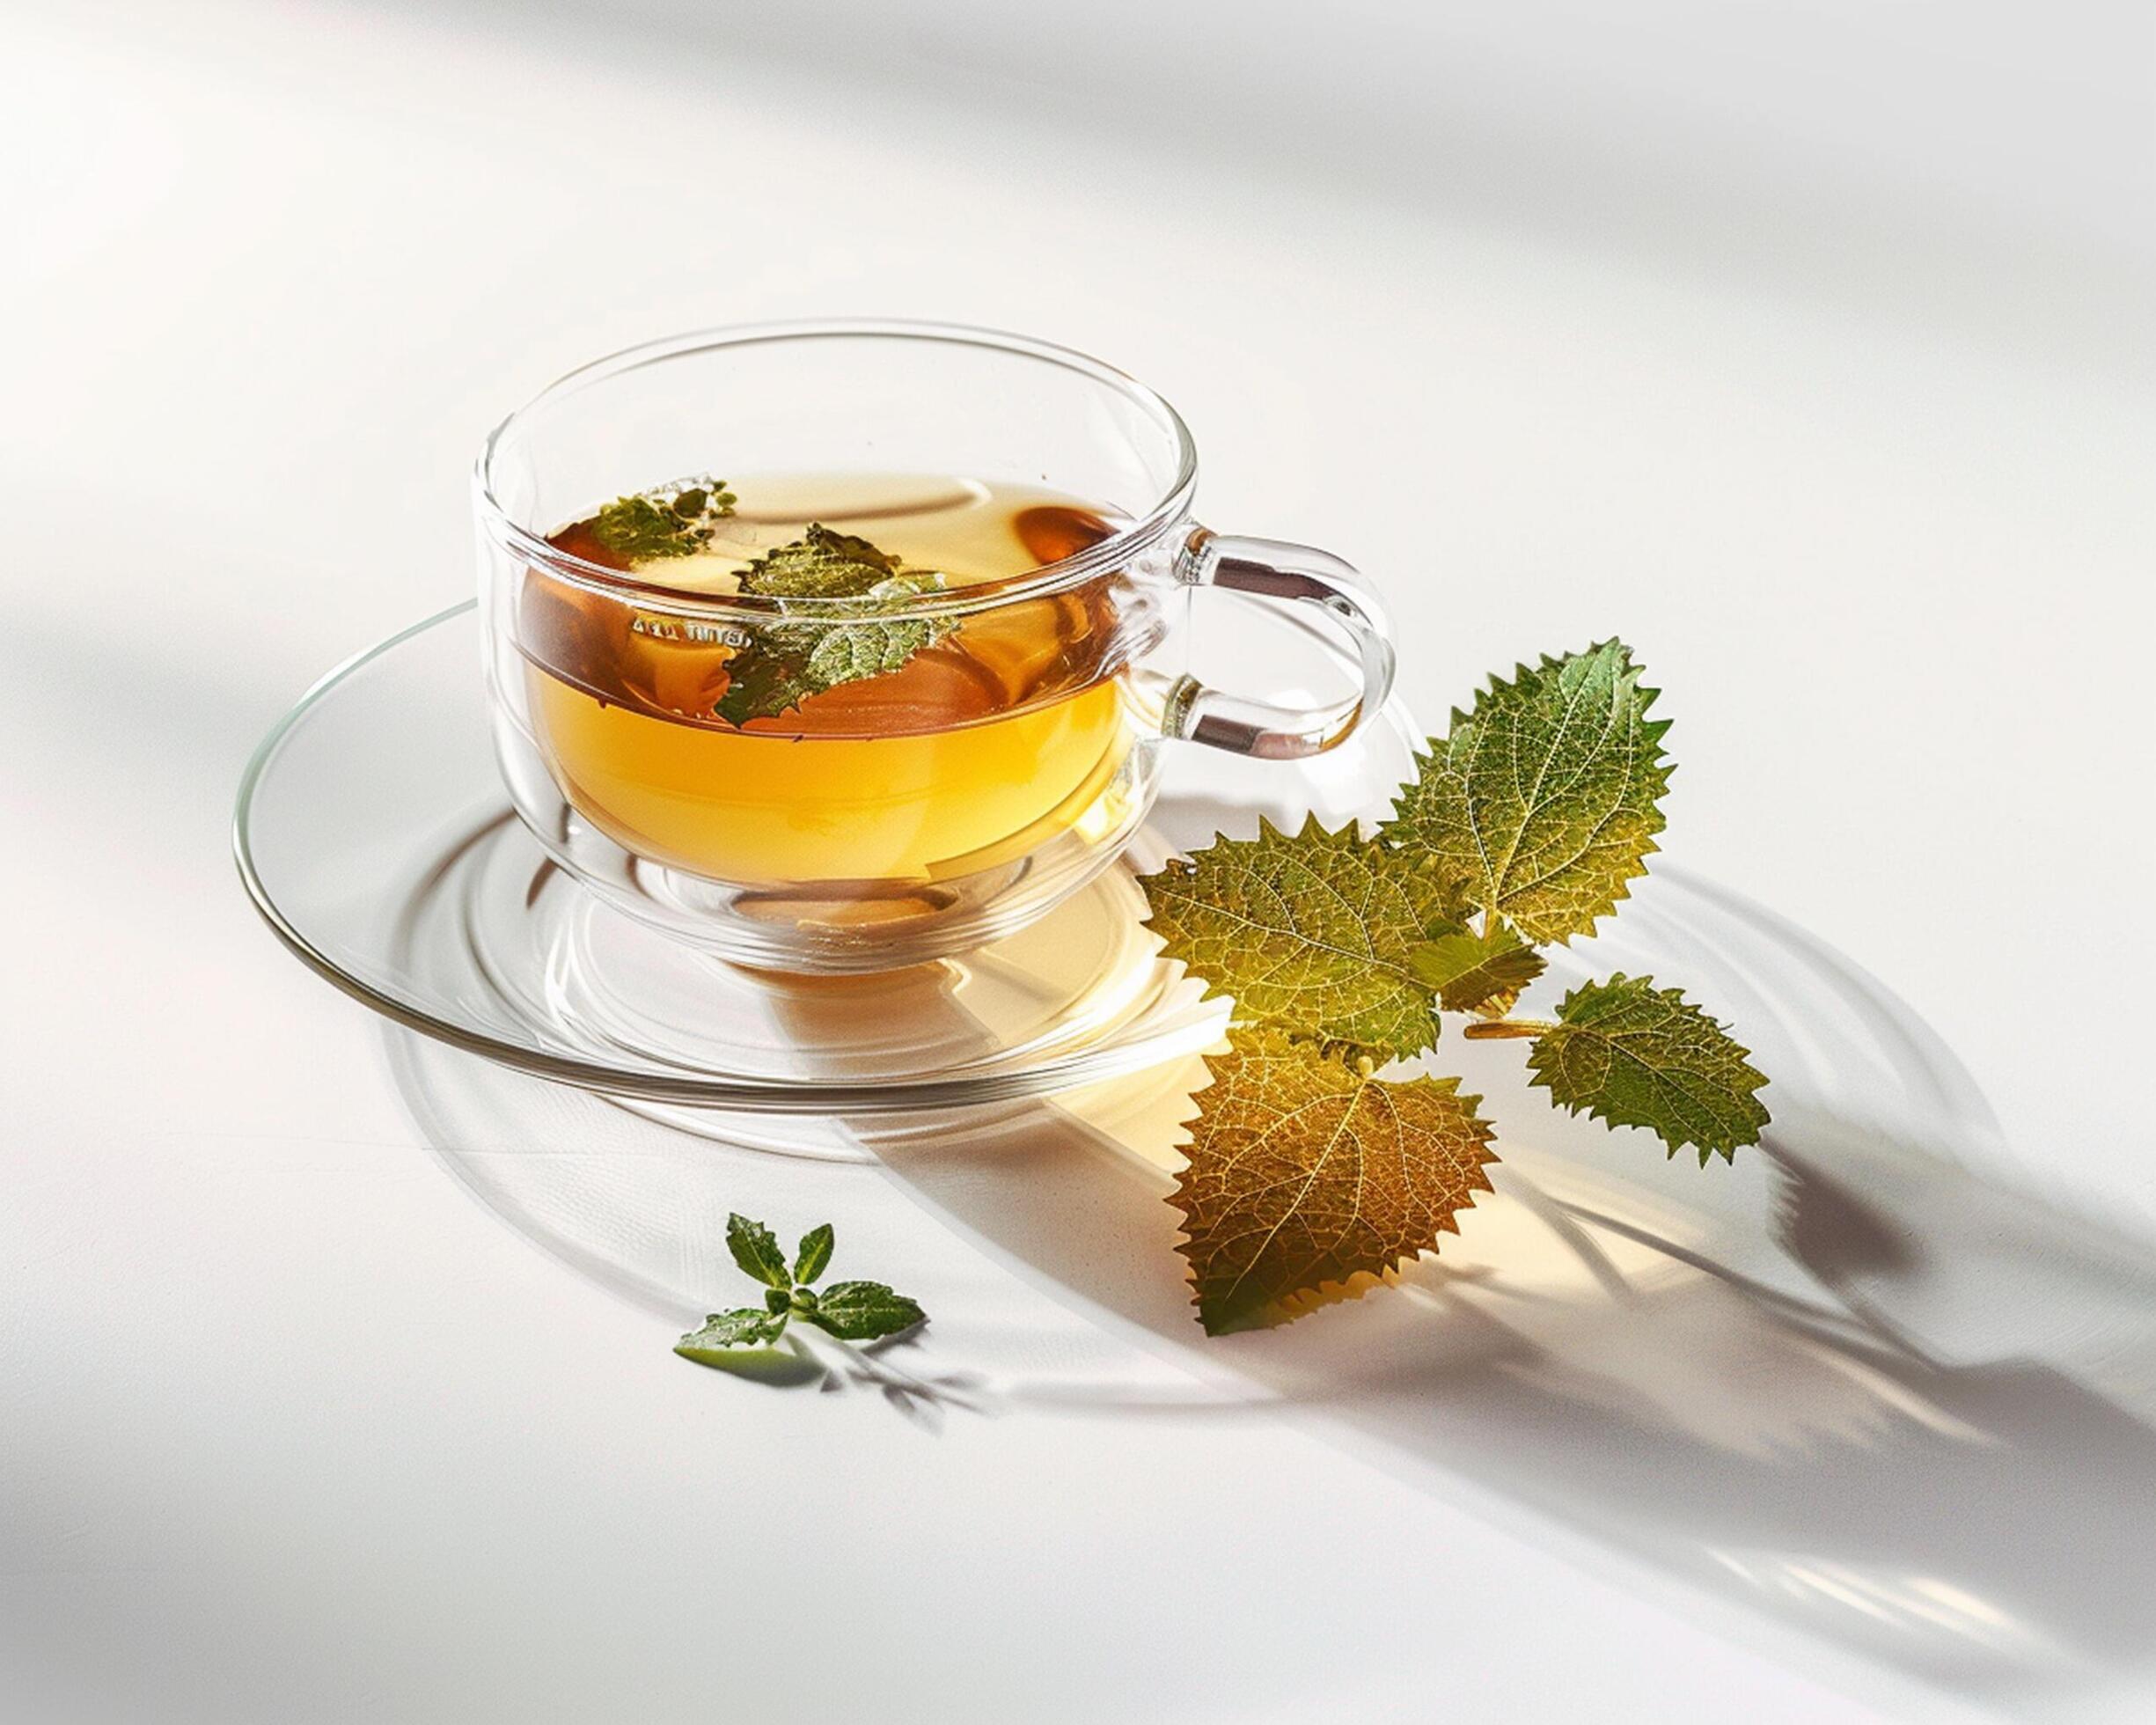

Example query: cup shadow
[385,857,2156,1707]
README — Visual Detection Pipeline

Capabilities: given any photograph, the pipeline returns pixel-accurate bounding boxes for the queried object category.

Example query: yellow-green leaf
[675,1307,788,1362]
[1172,1030,1498,1333]
[1406,919,1547,1017]
[793,1222,835,1286]
[1528,973,1770,1163]
[1142,818,1462,1061]
[1387,641,1671,943]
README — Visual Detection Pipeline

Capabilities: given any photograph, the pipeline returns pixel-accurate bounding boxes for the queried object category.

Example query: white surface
[3,2,2151,1719]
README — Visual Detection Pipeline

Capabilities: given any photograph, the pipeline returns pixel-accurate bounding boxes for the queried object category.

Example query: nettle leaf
[712,631,821,728]
[1406,920,1547,1017]
[1528,974,1770,1163]
[794,1222,835,1287]
[735,523,904,599]
[1142,817,1462,1061]
[1387,641,1671,943]
[589,475,737,562]
[1172,1030,1498,1335]
[674,1307,788,1361]
[715,546,955,727]
[725,1212,792,1289]
[803,608,945,687]
[800,1281,927,1342]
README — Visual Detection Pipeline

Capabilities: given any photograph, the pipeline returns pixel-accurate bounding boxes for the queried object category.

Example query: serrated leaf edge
[1527,972,1770,1165]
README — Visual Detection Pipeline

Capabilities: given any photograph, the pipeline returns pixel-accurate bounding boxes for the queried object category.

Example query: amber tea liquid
[517,475,1137,890]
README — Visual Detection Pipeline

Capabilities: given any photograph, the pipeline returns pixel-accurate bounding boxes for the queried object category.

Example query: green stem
[1461,1017,1557,1040]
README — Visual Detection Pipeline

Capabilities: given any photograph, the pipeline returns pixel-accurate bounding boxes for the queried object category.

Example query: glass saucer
[234,599,1426,1112]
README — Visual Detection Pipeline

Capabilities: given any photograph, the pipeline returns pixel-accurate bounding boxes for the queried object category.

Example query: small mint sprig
[675,1215,927,1365]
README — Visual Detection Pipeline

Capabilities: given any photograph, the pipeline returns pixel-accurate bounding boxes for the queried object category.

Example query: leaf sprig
[1140,641,1770,1333]
[675,1215,927,1364]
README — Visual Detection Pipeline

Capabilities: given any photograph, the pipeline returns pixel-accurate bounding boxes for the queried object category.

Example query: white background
[4,1,2151,1719]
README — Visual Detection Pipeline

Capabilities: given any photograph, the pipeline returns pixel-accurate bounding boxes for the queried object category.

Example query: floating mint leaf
[803,606,944,686]
[589,474,737,562]
[715,563,955,727]
[794,1223,835,1286]
[712,628,822,727]
[675,1307,788,1361]
[1528,973,1770,1163]
[725,1212,791,1288]
[735,523,904,599]
[1386,641,1671,943]
[798,1281,927,1342]
[1140,816,1462,1061]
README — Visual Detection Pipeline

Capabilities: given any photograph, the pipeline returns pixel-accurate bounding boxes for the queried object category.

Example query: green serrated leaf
[794,1223,835,1286]
[589,474,737,562]
[799,1281,927,1342]
[735,523,903,599]
[674,1307,788,1360]
[803,611,942,686]
[1386,641,1672,943]
[712,626,821,726]
[1172,1029,1499,1334]
[1528,973,1770,1163]
[725,1213,791,1288]
[715,554,955,727]
[1406,920,1547,1017]
[1140,816,1460,1061]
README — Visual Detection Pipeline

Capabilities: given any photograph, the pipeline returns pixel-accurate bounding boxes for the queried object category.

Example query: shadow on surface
[389,865,2156,1705]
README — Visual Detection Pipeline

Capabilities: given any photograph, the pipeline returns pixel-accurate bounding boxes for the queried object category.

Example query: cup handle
[1161,528,1397,760]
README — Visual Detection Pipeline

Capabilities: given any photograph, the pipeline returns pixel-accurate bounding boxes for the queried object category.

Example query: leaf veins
[714,530,955,727]
[1142,816,1461,1061]
[1385,640,1671,943]
[1528,973,1771,1163]
[1172,1030,1498,1334]
[1406,919,1547,1017]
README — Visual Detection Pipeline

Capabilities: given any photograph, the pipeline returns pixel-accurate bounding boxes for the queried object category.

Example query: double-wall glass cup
[474,321,1395,973]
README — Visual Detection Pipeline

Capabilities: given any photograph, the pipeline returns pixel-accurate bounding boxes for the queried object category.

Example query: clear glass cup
[473,320,1394,973]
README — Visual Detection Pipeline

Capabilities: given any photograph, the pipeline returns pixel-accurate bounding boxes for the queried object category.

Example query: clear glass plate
[234,598,1424,1112]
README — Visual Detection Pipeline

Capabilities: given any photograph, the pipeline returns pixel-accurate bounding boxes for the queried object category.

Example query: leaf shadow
[380,855,2156,1703]
[840,877,2156,1707]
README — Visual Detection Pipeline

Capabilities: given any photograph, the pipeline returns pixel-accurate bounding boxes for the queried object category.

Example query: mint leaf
[799,1281,926,1342]
[803,604,945,686]
[1386,641,1671,943]
[715,553,956,727]
[682,1217,929,1361]
[675,1307,788,1361]
[1406,920,1546,1017]
[725,1213,791,1288]
[1527,973,1770,1163]
[794,1223,835,1286]
[735,524,903,598]
[589,475,737,562]
[712,628,821,727]
[1140,816,1462,1061]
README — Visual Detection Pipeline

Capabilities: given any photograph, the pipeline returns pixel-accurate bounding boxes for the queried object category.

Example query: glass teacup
[474,320,1394,973]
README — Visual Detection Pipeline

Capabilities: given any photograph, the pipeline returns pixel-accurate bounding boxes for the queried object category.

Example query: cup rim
[474,318,1200,614]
